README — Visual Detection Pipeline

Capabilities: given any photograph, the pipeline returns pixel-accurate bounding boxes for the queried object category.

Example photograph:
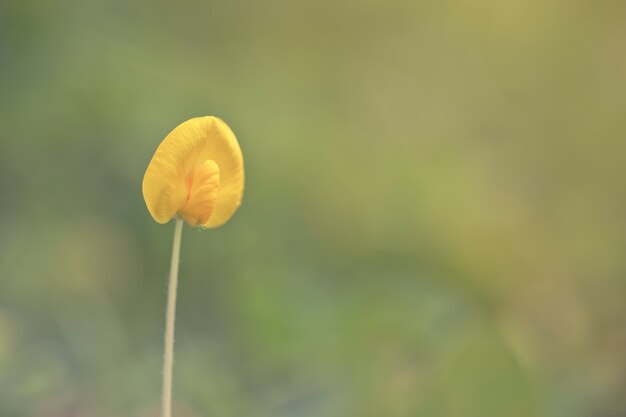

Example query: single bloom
[142,116,244,228]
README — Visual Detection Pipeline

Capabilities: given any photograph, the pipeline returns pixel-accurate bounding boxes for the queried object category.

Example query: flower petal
[200,118,245,228]
[142,143,188,224]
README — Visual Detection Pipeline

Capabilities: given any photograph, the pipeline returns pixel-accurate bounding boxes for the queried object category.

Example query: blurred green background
[1,0,625,416]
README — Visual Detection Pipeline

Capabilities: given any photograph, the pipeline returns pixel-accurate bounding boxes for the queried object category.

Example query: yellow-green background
[1,0,625,416]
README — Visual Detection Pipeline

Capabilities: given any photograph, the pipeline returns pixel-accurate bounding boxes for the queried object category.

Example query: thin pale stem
[162,218,184,417]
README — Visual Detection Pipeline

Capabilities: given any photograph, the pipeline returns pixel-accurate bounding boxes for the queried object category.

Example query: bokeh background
[1,0,626,416]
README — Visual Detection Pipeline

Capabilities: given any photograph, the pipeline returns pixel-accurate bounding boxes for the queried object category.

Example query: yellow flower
[142,116,244,228]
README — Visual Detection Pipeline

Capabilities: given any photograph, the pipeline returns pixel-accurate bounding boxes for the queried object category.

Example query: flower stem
[162,218,183,417]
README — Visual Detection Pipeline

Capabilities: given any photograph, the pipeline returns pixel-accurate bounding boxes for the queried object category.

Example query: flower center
[179,159,220,227]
